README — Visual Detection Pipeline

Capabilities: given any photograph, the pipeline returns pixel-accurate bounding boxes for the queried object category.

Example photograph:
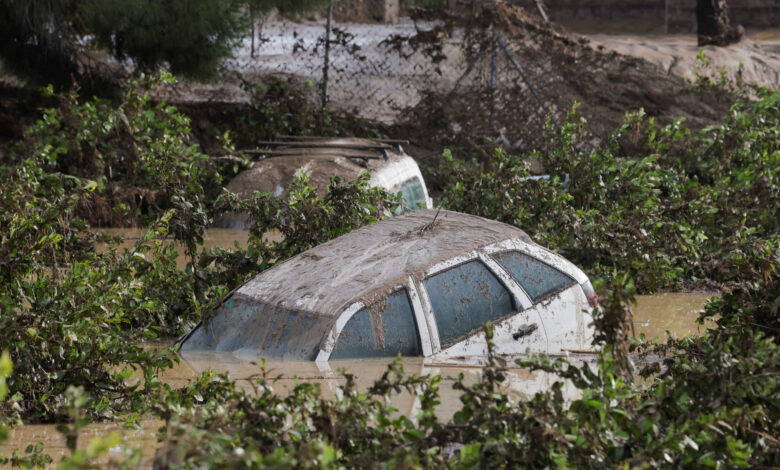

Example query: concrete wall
[334,0,401,23]
[334,0,777,29]
[520,0,778,30]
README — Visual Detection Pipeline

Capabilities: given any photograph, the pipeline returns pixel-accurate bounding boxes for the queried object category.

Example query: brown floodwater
[633,293,717,341]
[4,228,718,468]
[97,228,252,268]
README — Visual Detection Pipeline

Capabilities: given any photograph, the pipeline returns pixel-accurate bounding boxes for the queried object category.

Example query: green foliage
[0,0,326,85]
[222,75,385,149]
[205,172,400,291]
[0,41,777,470]
[0,75,399,423]
[54,386,142,469]
[20,73,226,227]
[689,48,745,95]
[439,92,779,292]
[0,352,10,440]
[81,0,248,80]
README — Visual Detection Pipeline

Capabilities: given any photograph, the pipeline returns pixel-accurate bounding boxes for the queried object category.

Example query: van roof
[228,137,412,198]
[234,209,532,317]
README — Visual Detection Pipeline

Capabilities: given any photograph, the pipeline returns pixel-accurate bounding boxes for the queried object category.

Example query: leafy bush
[145,267,779,469]
[18,73,228,227]
[439,92,779,292]
[209,75,386,150]
[0,76,399,423]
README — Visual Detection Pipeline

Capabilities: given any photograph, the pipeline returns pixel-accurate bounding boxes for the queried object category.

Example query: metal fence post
[489,33,497,135]
[322,0,334,110]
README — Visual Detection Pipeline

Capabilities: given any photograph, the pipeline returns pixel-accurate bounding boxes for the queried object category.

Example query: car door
[488,249,591,353]
[417,252,548,358]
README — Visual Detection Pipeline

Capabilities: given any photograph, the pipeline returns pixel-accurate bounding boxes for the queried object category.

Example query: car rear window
[424,260,514,348]
[330,289,420,359]
[181,295,330,360]
[492,251,575,302]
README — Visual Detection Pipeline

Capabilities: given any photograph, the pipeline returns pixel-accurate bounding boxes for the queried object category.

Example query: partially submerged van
[214,137,433,229]
[181,210,597,361]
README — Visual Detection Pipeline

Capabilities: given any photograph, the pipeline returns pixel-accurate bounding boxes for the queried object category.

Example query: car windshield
[399,177,427,211]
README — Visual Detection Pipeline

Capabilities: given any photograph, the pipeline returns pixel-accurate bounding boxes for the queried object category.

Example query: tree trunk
[696,0,743,46]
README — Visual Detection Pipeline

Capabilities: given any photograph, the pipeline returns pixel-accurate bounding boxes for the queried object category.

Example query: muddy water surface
[98,228,249,268]
[633,293,717,340]
[4,228,718,467]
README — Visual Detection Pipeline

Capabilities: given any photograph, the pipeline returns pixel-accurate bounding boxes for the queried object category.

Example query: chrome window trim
[477,252,533,310]
[407,277,433,356]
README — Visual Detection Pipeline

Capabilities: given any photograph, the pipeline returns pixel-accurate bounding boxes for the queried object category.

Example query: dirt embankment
[389,6,745,177]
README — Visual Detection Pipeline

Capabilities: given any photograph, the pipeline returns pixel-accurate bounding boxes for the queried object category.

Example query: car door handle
[513,322,539,340]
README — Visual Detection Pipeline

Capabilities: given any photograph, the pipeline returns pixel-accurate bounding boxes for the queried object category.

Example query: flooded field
[1,285,716,468]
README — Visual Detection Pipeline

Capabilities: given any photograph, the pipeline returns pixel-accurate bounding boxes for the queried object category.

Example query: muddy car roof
[228,137,410,198]
[234,209,532,317]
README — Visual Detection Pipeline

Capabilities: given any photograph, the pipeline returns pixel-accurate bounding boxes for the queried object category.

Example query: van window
[400,177,427,211]
[424,260,514,348]
[330,289,420,359]
[492,251,575,302]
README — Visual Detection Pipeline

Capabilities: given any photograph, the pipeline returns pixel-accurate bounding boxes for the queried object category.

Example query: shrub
[439,92,779,292]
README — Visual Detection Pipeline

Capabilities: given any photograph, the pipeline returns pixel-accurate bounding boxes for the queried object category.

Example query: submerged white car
[214,136,433,229]
[181,210,597,360]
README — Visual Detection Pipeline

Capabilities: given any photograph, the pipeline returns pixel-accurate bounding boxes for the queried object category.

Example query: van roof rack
[273,136,408,152]
[275,135,408,144]
[253,140,393,150]
[242,149,384,167]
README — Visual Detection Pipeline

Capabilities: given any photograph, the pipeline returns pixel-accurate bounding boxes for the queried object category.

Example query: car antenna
[417,208,442,235]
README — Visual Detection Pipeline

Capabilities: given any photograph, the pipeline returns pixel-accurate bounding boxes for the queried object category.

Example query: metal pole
[322,0,333,110]
[495,34,559,127]
[535,0,550,23]
[490,35,497,134]
[665,0,669,34]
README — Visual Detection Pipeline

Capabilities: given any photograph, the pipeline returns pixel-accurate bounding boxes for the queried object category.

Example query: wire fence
[223,2,568,151]
[226,18,465,124]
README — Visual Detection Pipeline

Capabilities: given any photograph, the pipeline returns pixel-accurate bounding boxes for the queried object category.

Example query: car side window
[423,260,514,348]
[492,251,575,302]
[330,289,420,359]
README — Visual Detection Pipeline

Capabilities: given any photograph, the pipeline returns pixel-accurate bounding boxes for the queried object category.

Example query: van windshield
[399,177,427,211]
